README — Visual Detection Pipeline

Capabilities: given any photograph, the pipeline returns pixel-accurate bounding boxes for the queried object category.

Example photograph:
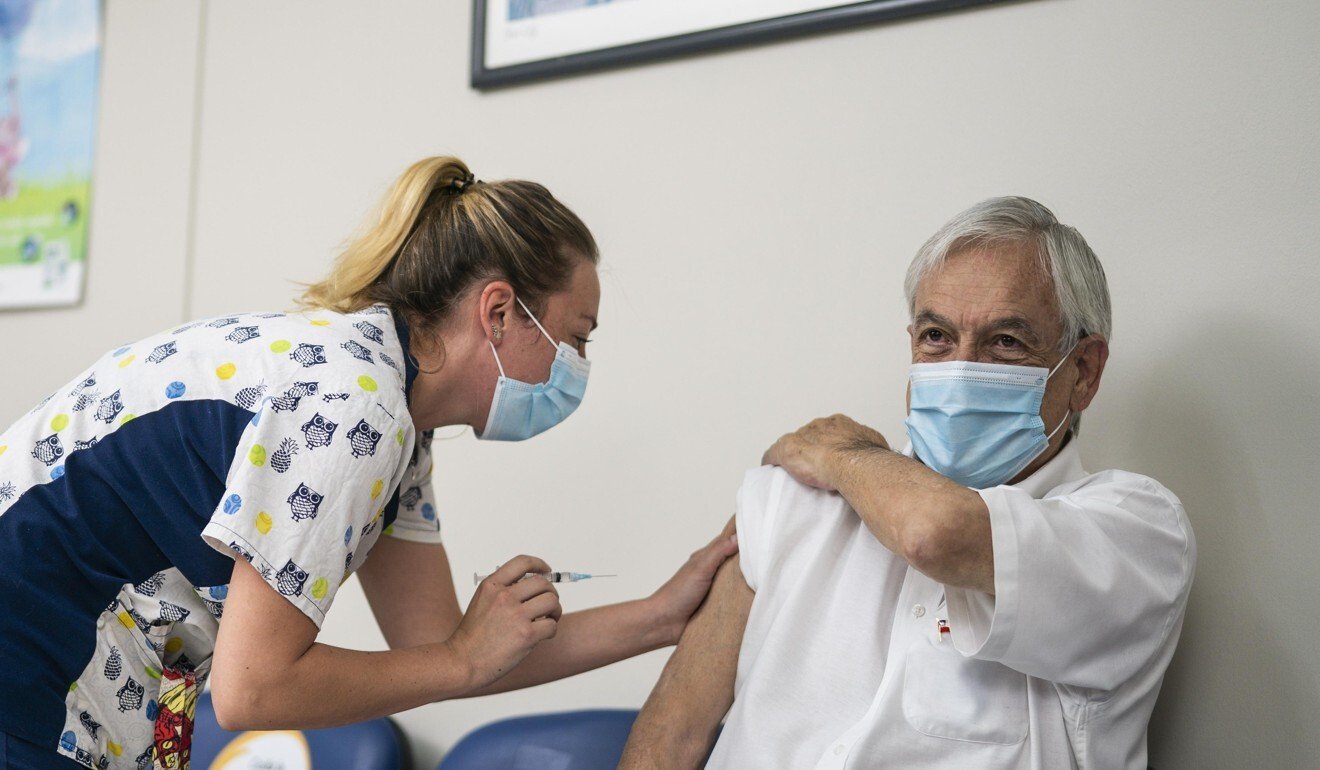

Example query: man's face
[907,243,1079,479]
[909,243,1066,369]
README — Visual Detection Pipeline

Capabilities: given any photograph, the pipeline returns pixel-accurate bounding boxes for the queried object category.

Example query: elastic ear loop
[516,297,559,347]
[1044,340,1081,439]
[487,341,506,377]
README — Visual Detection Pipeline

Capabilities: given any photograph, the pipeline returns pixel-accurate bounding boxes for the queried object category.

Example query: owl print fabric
[199,345,422,626]
[0,303,438,769]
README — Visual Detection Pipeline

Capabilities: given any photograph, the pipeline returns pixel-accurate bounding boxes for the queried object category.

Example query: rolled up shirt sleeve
[735,466,789,593]
[943,474,1196,691]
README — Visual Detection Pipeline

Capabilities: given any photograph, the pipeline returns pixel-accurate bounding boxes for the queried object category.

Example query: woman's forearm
[462,598,676,697]
[214,639,473,731]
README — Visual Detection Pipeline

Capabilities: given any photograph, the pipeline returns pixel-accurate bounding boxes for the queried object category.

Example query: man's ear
[1070,335,1109,413]
[478,281,516,346]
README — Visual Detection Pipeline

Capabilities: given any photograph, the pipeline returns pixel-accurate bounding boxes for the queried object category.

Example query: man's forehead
[913,246,1062,332]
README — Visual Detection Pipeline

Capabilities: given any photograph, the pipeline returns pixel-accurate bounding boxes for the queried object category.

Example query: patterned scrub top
[0,304,442,769]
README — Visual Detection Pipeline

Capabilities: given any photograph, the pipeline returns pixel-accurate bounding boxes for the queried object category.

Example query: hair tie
[448,172,478,194]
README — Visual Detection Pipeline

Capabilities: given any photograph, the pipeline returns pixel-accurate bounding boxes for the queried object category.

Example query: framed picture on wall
[472,0,1010,89]
[0,0,101,310]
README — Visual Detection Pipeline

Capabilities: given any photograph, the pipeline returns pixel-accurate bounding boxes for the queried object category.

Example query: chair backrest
[439,709,640,770]
[192,692,410,770]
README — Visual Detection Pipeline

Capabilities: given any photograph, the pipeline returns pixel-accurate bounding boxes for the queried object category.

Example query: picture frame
[472,0,1012,89]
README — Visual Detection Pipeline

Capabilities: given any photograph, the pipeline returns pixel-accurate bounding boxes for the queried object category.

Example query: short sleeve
[734,466,788,593]
[944,475,1196,690]
[386,428,443,543]
[201,384,411,627]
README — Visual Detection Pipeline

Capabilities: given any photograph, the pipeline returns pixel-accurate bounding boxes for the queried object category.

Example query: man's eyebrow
[581,313,598,331]
[985,316,1041,345]
[913,310,953,328]
[913,310,1043,345]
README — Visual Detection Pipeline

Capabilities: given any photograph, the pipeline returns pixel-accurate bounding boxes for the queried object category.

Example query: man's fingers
[762,436,789,466]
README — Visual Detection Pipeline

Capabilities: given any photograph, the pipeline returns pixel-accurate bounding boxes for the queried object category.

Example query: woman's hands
[647,518,740,646]
[444,555,563,690]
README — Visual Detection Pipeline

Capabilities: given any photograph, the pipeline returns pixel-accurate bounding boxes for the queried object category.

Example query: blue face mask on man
[903,347,1075,489]
[477,297,590,442]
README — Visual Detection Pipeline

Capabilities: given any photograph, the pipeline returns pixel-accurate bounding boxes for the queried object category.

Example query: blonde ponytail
[301,156,474,313]
[299,155,598,335]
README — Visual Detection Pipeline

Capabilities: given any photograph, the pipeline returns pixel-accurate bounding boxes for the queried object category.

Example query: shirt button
[912,604,926,618]
[833,744,846,756]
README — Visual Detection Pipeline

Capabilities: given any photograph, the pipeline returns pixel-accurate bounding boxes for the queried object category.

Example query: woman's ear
[479,280,516,345]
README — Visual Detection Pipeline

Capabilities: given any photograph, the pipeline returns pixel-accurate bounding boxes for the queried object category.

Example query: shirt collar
[900,435,1088,500]
[388,306,420,406]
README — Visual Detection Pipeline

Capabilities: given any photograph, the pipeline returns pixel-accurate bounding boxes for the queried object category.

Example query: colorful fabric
[0,304,441,769]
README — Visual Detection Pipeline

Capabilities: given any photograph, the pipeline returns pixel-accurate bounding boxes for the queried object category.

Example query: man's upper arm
[620,553,753,769]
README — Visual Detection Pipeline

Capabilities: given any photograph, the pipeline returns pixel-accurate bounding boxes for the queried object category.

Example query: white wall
[3,0,1318,767]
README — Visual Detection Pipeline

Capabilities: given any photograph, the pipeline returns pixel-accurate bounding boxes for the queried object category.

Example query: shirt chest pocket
[901,635,1029,745]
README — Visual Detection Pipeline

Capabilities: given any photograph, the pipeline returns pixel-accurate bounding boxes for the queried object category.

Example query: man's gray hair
[903,196,1113,353]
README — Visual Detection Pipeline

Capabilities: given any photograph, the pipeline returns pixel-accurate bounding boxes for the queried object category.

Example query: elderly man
[620,197,1195,769]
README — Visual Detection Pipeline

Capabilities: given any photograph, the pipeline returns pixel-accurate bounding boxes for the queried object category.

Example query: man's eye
[994,335,1021,348]
[921,329,947,344]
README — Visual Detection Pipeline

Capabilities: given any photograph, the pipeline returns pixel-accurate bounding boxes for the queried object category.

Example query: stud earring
[492,324,503,341]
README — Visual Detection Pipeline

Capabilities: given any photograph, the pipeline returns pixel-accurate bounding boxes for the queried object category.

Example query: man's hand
[762,414,890,491]
[647,518,739,645]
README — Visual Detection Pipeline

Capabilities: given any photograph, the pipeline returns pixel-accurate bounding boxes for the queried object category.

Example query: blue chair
[192,691,411,769]
[439,709,641,770]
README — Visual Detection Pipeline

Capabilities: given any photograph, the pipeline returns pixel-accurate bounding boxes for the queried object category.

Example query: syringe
[473,571,616,586]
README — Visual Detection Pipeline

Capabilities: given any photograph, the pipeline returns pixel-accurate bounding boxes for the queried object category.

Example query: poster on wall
[472,0,1009,88]
[0,0,100,310]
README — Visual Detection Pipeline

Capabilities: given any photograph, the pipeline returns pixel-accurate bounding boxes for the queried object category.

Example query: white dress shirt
[706,440,1195,769]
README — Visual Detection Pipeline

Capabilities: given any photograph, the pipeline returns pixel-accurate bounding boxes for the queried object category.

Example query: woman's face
[496,259,600,385]
[404,260,601,434]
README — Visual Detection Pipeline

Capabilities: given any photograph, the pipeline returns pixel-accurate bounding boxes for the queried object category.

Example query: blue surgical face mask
[903,348,1075,489]
[477,298,591,442]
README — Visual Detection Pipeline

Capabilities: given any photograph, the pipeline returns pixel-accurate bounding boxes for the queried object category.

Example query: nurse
[0,156,738,769]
